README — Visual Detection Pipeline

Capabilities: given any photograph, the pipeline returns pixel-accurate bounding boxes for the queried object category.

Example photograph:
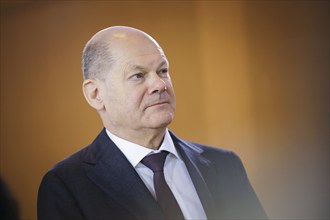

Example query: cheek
[167,84,176,101]
[123,90,145,113]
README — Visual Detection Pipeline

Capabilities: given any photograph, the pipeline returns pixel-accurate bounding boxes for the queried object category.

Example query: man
[38,26,267,220]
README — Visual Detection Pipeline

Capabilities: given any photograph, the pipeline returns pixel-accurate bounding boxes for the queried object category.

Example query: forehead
[126,52,169,70]
[105,31,169,71]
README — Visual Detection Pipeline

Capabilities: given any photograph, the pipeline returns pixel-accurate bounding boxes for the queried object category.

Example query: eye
[130,72,144,80]
[158,68,169,77]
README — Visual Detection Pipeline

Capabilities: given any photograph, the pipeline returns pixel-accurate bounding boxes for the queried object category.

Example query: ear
[82,79,104,111]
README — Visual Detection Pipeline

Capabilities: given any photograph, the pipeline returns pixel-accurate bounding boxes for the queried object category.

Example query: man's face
[99,36,176,135]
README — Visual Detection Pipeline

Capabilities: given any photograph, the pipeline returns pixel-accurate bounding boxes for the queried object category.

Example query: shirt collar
[106,129,181,167]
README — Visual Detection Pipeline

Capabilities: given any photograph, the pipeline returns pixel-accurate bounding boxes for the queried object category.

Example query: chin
[148,113,174,129]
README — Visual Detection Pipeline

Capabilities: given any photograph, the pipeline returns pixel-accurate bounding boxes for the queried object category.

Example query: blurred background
[1,1,329,219]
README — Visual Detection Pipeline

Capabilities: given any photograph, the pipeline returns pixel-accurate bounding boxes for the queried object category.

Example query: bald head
[82,26,164,80]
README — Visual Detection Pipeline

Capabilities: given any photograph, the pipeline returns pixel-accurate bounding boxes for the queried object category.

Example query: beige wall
[1,1,328,219]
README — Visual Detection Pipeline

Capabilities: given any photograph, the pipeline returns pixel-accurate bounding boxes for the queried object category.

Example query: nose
[148,76,167,95]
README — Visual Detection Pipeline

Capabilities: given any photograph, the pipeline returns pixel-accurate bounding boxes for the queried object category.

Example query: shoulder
[170,131,240,158]
[54,145,90,170]
[170,131,244,169]
[46,129,110,176]
[190,141,243,169]
[40,144,91,185]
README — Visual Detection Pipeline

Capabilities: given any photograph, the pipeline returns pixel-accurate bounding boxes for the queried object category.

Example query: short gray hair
[82,40,113,80]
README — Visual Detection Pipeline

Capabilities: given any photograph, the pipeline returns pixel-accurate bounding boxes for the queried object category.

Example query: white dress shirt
[106,129,207,220]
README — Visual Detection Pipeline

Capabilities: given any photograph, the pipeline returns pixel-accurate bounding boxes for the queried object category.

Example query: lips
[144,92,172,111]
[144,100,170,111]
[148,101,169,108]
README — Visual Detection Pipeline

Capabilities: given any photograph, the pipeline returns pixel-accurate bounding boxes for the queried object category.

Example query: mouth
[149,101,169,107]
[145,101,169,110]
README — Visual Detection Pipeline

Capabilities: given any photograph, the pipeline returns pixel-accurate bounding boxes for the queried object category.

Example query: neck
[106,127,167,150]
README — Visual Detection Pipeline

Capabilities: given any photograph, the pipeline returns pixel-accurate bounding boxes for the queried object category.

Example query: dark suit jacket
[38,129,267,220]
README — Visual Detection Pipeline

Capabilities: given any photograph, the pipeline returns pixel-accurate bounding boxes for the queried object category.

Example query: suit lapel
[83,129,165,220]
[170,131,217,219]
[81,129,217,219]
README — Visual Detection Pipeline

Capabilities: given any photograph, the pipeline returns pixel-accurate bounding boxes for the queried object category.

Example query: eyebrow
[131,60,168,71]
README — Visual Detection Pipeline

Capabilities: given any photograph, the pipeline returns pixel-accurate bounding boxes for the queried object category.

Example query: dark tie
[141,151,185,220]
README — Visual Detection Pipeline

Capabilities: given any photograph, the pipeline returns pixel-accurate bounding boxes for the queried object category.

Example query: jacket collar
[83,128,165,220]
[82,128,216,219]
[169,131,217,219]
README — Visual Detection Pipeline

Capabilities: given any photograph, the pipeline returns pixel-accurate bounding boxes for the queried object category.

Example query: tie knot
[141,151,169,172]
